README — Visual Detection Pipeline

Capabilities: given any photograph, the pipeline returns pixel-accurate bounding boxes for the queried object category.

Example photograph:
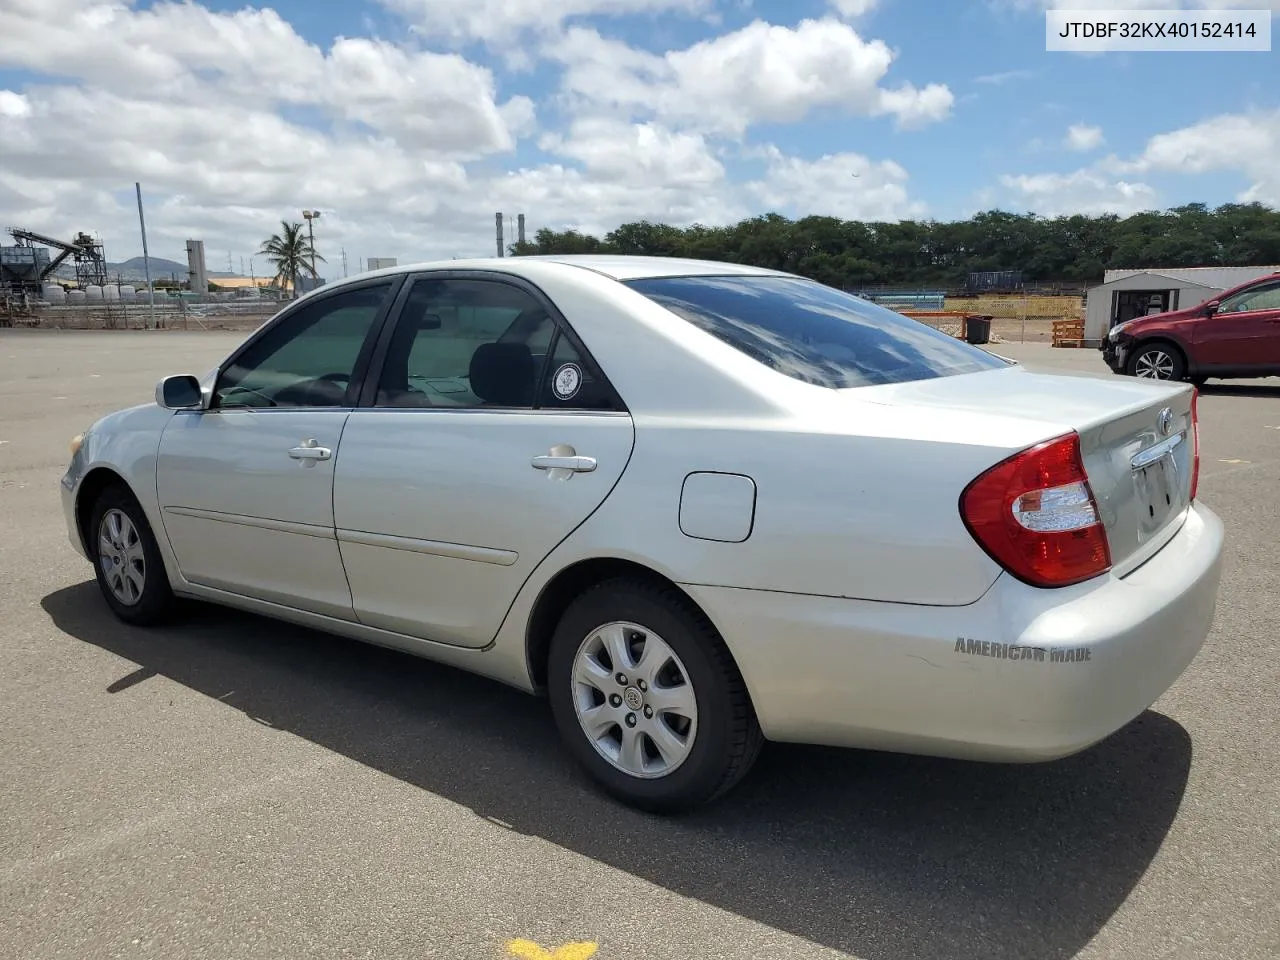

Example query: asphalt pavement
[1,329,1277,960]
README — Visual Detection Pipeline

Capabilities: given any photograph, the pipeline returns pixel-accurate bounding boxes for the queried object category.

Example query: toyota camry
[61,255,1225,812]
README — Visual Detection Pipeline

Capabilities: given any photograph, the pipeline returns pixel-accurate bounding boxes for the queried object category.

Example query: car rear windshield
[624,275,1008,390]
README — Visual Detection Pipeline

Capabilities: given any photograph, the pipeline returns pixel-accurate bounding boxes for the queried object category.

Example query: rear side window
[625,275,1007,389]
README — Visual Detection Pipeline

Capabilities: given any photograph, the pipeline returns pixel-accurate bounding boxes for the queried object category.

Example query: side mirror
[156,374,204,410]
[1203,300,1220,315]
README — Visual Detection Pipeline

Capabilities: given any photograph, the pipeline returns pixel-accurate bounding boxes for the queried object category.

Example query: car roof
[333,254,794,286]
[516,254,793,281]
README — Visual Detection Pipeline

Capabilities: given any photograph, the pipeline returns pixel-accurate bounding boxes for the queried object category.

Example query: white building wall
[1084,273,1223,341]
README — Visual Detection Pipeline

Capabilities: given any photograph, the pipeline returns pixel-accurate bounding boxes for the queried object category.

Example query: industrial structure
[494,212,528,257]
[1083,264,1280,343]
[1,227,108,294]
[186,239,209,294]
[1,227,113,320]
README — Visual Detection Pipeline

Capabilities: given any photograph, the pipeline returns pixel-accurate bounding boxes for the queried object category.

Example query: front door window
[214,282,394,408]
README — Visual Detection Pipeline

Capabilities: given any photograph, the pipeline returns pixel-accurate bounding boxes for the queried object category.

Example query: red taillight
[1190,388,1201,500]
[960,432,1112,588]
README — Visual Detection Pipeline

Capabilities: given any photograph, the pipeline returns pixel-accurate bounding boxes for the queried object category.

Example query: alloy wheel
[97,507,146,606]
[570,620,699,779]
[1134,349,1176,379]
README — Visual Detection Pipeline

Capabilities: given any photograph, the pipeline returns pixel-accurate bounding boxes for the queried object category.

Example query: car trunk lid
[846,365,1198,577]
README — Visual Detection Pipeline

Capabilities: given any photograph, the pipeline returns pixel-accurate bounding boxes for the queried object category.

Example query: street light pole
[301,209,321,293]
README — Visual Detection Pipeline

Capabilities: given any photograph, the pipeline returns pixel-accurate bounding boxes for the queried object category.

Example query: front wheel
[1127,342,1186,381]
[547,577,763,813]
[87,483,176,626]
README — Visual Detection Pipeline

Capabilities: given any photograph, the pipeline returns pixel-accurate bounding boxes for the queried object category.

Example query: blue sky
[0,0,1277,270]
[184,0,1276,219]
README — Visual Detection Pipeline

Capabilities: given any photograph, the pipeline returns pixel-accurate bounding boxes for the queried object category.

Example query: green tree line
[509,202,1280,290]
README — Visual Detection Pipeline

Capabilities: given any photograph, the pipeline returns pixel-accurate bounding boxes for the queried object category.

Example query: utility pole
[134,182,157,330]
[495,212,504,257]
[341,247,348,277]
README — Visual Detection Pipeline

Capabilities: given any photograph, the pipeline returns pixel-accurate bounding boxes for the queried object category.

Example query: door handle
[289,439,332,463]
[531,454,596,473]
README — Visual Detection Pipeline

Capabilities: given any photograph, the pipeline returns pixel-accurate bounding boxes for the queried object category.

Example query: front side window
[625,275,1008,390]
[375,277,620,410]
[1219,280,1280,314]
[214,282,393,408]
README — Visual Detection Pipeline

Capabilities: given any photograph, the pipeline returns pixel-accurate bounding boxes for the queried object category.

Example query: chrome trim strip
[336,528,518,566]
[347,407,631,419]
[1130,432,1183,470]
[163,505,335,540]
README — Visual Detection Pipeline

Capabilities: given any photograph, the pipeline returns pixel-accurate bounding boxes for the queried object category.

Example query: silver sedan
[61,255,1225,812]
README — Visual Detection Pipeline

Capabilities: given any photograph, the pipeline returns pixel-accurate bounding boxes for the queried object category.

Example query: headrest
[469,342,535,406]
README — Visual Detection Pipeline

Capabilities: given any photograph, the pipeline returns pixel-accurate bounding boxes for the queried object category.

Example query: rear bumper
[685,502,1224,762]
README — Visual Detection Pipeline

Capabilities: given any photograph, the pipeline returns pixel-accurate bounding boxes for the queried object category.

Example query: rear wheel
[547,577,763,813]
[1127,341,1186,381]
[87,483,176,626]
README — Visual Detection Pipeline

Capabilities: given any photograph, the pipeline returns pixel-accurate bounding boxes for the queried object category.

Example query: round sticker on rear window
[552,362,582,401]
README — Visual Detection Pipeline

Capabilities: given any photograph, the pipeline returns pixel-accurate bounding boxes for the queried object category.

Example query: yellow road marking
[505,939,598,960]
[1218,458,1250,464]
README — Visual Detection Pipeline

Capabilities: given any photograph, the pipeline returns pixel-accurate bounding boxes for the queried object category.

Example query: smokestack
[517,214,526,246]
[495,212,504,258]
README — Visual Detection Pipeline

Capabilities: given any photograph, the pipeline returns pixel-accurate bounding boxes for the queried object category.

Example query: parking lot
[1,329,1277,960]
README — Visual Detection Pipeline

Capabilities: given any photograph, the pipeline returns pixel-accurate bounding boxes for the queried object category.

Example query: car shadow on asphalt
[1199,382,1280,398]
[42,582,1193,960]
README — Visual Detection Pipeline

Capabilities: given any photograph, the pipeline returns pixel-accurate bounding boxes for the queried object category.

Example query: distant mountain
[108,256,190,280]
[49,254,240,284]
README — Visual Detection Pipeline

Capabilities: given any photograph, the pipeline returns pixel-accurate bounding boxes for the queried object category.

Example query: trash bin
[965,314,992,345]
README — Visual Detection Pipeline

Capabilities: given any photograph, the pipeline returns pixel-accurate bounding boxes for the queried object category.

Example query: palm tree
[258,220,325,298]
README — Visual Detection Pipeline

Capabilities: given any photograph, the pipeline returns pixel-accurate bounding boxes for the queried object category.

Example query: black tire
[1126,340,1187,381]
[547,577,764,814]
[87,482,176,626]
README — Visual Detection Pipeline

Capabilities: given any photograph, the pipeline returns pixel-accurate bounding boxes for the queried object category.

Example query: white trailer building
[1084,265,1280,344]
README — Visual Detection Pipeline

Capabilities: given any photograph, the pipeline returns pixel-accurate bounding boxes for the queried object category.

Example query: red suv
[1102,271,1280,384]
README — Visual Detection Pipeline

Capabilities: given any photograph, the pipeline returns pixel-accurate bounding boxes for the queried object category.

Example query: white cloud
[380,0,711,43]
[0,0,939,268]
[1065,123,1105,151]
[999,170,1158,215]
[829,0,880,17]
[1000,108,1280,215]
[974,69,1036,85]
[749,147,928,221]
[0,0,532,159]
[1125,110,1280,205]
[539,119,725,186]
[0,90,31,118]
[996,0,1280,10]
[550,17,954,137]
